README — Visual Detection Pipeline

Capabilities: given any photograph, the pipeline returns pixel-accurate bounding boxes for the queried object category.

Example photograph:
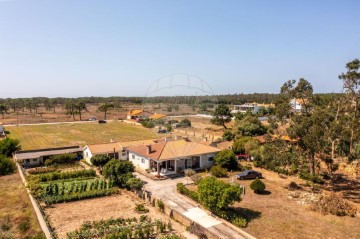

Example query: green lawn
[7,121,157,150]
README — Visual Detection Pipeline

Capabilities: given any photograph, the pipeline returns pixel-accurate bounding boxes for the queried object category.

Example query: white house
[83,139,156,164]
[290,98,307,112]
[128,139,221,176]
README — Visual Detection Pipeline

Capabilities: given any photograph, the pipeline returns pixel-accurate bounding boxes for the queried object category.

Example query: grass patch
[7,121,157,150]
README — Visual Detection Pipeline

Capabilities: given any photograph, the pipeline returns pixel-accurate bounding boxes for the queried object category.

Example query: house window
[141,158,145,163]
[132,154,135,159]
[86,152,88,157]
[33,158,38,162]
[208,157,214,162]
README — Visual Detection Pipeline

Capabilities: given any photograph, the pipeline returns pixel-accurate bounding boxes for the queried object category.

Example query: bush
[184,169,196,177]
[231,217,247,228]
[90,154,111,166]
[0,138,21,157]
[250,179,266,193]
[176,183,199,202]
[102,159,135,188]
[198,177,242,211]
[126,177,144,190]
[298,170,324,184]
[210,165,228,177]
[156,199,165,212]
[288,181,301,191]
[18,217,30,233]
[0,155,16,176]
[27,167,57,175]
[214,149,238,170]
[45,153,78,166]
[310,193,357,217]
[43,188,117,205]
[33,169,96,182]
[135,204,149,213]
[222,131,234,141]
[179,118,191,128]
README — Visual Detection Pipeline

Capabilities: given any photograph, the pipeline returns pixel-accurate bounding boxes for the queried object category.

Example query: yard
[6,121,157,150]
[45,191,185,239]
[0,173,44,239]
[192,166,360,239]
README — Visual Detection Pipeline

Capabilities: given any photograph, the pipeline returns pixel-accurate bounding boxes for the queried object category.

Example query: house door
[184,159,192,169]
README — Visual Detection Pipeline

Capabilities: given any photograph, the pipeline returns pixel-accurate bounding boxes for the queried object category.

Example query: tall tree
[0,104,9,119]
[98,103,114,120]
[75,101,87,121]
[211,104,232,129]
[338,59,360,154]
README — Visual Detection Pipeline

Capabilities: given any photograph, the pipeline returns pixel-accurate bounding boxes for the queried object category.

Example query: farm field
[6,121,158,150]
[45,192,185,239]
[192,166,360,239]
[0,173,44,239]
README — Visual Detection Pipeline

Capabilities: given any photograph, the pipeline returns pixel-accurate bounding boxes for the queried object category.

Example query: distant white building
[290,98,306,112]
[0,124,4,137]
[231,103,275,114]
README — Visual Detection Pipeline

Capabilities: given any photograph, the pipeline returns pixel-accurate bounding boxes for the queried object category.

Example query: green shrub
[214,149,238,170]
[126,177,144,190]
[43,188,117,205]
[0,138,21,157]
[176,183,199,202]
[250,179,266,194]
[210,165,228,177]
[18,217,30,233]
[135,204,149,213]
[231,217,247,228]
[27,167,57,175]
[0,215,11,231]
[179,118,191,128]
[0,155,16,176]
[33,169,96,182]
[156,199,165,212]
[90,154,111,166]
[45,153,78,166]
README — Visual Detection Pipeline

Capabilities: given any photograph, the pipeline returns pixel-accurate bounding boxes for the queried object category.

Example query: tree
[222,130,234,141]
[98,103,114,120]
[75,101,87,121]
[235,115,267,136]
[0,138,21,157]
[198,177,242,211]
[179,118,191,128]
[90,154,111,166]
[102,159,135,187]
[0,155,16,176]
[65,99,77,120]
[214,149,238,170]
[211,104,232,129]
[0,104,9,119]
[338,59,360,154]
[232,137,259,154]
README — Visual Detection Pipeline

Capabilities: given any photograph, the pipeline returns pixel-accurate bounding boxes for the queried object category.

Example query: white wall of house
[129,152,150,171]
[0,125,3,133]
[23,157,43,167]
[200,153,216,169]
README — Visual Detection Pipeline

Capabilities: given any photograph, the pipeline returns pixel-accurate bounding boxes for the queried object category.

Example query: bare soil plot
[0,173,44,239]
[7,121,157,150]
[44,191,186,239]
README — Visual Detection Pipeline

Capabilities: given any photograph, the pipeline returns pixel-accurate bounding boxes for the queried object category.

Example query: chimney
[146,145,152,154]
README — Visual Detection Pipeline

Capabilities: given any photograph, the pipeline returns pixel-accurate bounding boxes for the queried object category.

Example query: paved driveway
[135,173,255,239]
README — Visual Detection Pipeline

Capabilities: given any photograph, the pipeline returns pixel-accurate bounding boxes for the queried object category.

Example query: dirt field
[6,121,157,150]
[195,166,360,239]
[0,173,44,239]
[44,191,186,239]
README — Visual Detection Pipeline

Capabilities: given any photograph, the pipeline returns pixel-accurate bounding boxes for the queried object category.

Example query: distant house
[13,146,83,167]
[290,98,307,112]
[83,139,156,164]
[231,102,275,114]
[128,139,221,176]
[126,110,152,121]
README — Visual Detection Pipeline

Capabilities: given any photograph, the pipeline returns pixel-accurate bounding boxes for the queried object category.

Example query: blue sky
[0,0,359,98]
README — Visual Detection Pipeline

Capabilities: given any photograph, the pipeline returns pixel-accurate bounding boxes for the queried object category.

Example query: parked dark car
[236,170,262,180]
[98,120,107,124]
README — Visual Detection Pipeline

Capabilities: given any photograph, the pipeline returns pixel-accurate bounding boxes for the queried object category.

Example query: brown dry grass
[0,173,44,238]
[44,191,185,239]
[194,166,360,239]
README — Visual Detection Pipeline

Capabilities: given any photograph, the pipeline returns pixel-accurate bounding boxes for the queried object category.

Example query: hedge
[33,169,96,182]
[176,183,199,202]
